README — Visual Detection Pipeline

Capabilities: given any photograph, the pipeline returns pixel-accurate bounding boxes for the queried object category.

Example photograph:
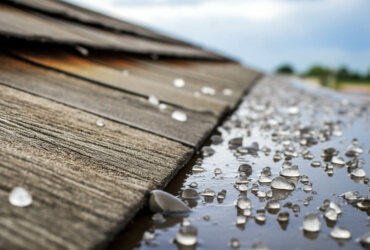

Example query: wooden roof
[0,1,261,249]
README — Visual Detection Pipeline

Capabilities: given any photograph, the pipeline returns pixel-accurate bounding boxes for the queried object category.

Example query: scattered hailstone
[330,226,351,240]
[176,225,198,246]
[351,168,366,178]
[201,86,216,95]
[303,213,321,232]
[181,188,199,200]
[149,190,190,214]
[324,208,338,221]
[9,187,32,207]
[331,156,345,166]
[96,119,104,127]
[148,95,159,106]
[230,238,240,249]
[173,78,185,88]
[158,103,167,111]
[223,88,233,96]
[271,176,295,190]
[171,111,187,122]
[341,191,359,202]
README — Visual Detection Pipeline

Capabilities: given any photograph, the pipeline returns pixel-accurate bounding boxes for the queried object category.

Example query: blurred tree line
[276,64,370,87]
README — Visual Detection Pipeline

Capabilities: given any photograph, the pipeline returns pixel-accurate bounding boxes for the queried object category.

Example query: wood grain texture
[0,84,193,250]
[4,0,190,46]
[0,3,222,60]
[0,53,219,148]
[9,49,228,116]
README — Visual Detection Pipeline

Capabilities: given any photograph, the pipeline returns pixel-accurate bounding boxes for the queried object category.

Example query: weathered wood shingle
[0,85,193,249]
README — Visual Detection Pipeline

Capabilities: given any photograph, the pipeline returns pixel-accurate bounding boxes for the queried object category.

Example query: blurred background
[65,0,370,93]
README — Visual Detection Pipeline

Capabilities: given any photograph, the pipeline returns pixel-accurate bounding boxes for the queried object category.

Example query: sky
[65,0,370,74]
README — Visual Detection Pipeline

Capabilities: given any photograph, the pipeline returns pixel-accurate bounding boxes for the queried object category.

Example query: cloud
[65,0,370,73]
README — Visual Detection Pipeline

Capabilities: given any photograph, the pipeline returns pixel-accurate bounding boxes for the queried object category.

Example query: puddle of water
[109,76,370,250]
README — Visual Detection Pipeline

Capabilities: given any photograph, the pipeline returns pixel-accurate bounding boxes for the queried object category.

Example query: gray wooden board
[9,49,228,116]
[126,58,261,109]
[5,0,189,46]
[0,84,193,249]
[0,4,221,59]
[90,56,245,108]
[0,53,219,148]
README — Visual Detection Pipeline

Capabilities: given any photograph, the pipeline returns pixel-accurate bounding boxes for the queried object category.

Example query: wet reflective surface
[110,76,370,250]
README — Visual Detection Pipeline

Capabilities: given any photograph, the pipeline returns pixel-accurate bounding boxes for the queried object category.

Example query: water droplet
[258,174,272,184]
[75,45,89,56]
[201,86,216,95]
[176,225,197,246]
[303,213,321,232]
[311,161,321,167]
[340,191,359,202]
[152,212,166,223]
[266,200,280,210]
[292,204,300,213]
[96,119,104,127]
[359,232,370,248]
[324,208,338,221]
[255,210,266,222]
[217,189,227,200]
[243,208,252,217]
[192,165,205,173]
[287,106,299,115]
[201,188,216,197]
[257,190,266,198]
[229,137,243,149]
[271,176,295,190]
[351,168,366,178]
[148,95,159,105]
[202,146,215,157]
[149,190,190,214]
[236,215,247,225]
[189,182,198,188]
[9,187,32,207]
[238,164,252,176]
[237,197,251,210]
[238,184,248,192]
[181,188,199,200]
[331,156,345,166]
[230,238,240,248]
[330,226,351,240]
[214,168,222,175]
[280,165,300,178]
[277,212,289,222]
[303,183,312,192]
[171,111,187,122]
[173,78,185,88]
